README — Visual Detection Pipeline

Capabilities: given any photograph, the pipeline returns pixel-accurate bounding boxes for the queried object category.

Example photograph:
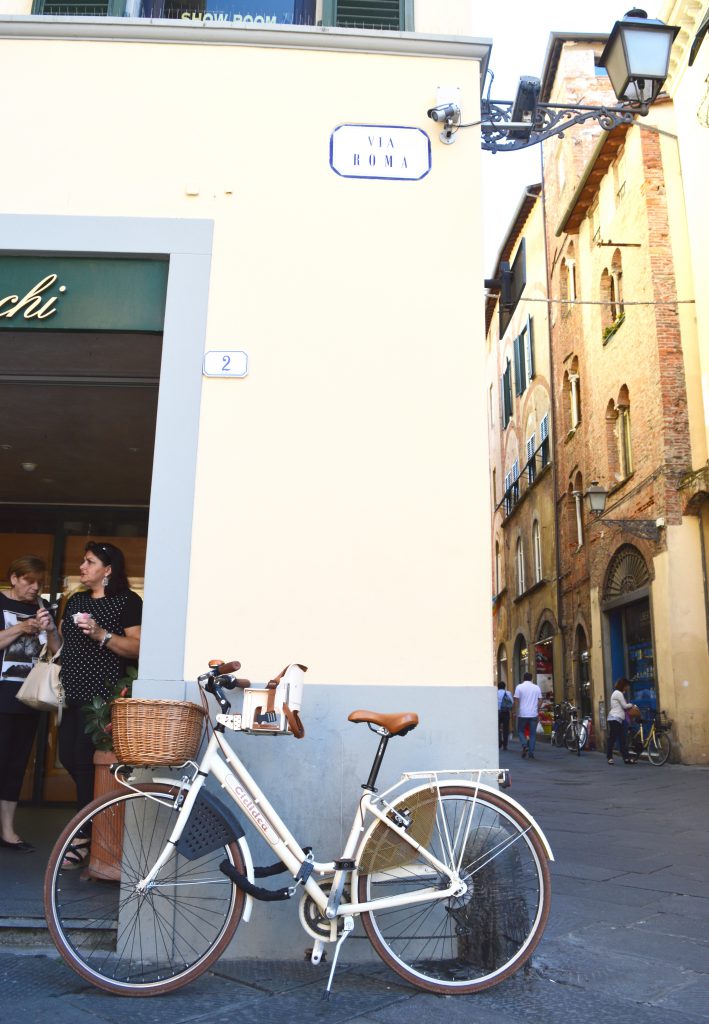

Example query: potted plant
[81,666,136,881]
[83,666,136,754]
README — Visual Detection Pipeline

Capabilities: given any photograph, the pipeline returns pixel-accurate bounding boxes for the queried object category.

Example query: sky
[473,1,662,270]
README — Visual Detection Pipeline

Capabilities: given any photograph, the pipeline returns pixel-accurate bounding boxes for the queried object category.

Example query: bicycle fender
[366,779,554,863]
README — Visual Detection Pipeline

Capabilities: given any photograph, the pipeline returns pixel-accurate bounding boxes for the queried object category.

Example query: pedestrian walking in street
[606,677,638,765]
[497,679,513,750]
[514,671,542,759]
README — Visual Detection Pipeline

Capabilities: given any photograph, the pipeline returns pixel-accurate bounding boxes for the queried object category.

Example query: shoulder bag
[16,644,65,718]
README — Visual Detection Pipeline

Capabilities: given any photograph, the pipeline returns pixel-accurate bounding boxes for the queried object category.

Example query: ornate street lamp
[584,481,662,542]
[428,9,679,151]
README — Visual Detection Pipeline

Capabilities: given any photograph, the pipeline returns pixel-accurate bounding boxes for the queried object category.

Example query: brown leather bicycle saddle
[348,710,419,736]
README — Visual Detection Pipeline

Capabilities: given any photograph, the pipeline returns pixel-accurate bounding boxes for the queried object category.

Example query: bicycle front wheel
[648,730,671,766]
[564,723,579,752]
[44,784,246,996]
[357,785,551,994]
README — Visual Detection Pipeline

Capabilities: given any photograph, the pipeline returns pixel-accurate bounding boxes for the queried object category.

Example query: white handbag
[16,644,65,717]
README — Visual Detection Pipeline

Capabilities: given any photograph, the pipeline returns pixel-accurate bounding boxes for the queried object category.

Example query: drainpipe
[538,145,567,703]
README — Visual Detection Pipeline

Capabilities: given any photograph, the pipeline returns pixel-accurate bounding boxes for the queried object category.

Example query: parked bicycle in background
[626,709,672,765]
[551,700,589,756]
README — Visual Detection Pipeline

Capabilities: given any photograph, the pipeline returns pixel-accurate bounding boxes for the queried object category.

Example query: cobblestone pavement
[1,741,707,1024]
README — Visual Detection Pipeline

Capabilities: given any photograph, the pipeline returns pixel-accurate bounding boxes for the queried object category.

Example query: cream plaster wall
[0,30,488,689]
[651,524,709,763]
[415,0,477,37]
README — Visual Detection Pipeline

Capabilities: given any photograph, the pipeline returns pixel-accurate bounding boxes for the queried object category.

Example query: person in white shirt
[514,672,543,759]
[606,677,638,765]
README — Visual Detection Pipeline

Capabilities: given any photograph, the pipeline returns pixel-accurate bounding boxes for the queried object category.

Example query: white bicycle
[44,660,553,997]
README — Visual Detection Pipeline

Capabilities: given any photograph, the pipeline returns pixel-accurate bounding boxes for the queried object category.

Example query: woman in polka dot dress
[58,543,142,847]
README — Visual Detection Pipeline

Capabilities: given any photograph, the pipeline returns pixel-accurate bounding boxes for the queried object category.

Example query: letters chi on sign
[203,350,249,378]
[330,125,431,181]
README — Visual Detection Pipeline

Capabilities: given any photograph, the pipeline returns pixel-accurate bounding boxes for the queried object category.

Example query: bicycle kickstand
[323,916,354,999]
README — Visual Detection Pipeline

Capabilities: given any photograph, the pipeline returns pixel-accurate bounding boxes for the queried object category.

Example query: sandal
[61,840,90,870]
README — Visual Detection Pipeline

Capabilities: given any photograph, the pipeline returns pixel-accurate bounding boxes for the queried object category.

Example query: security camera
[427,103,460,123]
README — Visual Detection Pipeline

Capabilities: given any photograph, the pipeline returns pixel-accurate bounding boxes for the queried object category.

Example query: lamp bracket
[591,516,661,542]
[480,98,648,153]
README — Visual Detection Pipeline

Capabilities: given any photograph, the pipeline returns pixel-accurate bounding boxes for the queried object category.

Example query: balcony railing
[497,437,550,520]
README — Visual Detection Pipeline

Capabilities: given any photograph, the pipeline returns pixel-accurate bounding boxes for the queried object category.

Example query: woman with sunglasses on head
[0,555,60,852]
[58,543,142,866]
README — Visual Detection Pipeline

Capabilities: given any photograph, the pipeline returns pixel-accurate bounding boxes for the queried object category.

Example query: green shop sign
[0,255,168,332]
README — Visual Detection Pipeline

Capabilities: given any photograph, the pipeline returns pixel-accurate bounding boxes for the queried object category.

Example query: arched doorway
[513,633,528,686]
[534,621,554,698]
[497,644,508,687]
[602,544,656,715]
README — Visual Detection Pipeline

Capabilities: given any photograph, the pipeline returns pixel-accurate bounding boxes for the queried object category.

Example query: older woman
[0,555,60,852]
[58,542,142,859]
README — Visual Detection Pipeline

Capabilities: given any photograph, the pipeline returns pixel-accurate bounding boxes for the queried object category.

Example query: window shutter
[332,0,404,29]
[540,413,549,442]
[525,315,535,380]
[526,434,535,463]
[512,459,519,481]
[503,361,513,425]
[513,335,523,395]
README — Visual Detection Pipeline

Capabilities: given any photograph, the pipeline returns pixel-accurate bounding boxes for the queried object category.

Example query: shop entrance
[603,545,657,717]
[1,256,165,804]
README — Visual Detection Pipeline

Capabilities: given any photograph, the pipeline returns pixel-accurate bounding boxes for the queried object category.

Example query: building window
[325,0,407,29]
[513,316,535,396]
[33,0,321,20]
[495,540,501,595]
[501,359,513,427]
[540,413,550,467]
[533,520,542,583]
[608,389,633,482]
[611,249,625,320]
[492,467,497,506]
[618,404,633,479]
[526,432,536,484]
[569,372,581,429]
[560,244,576,314]
[516,536,525,596]
[572,472,584,548]
[563,360,581,433]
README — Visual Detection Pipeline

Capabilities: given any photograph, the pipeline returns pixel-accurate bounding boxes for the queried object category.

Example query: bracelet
[100,631,114,648]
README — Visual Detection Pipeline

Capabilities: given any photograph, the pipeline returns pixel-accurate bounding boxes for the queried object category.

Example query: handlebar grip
[233,678,251,689]
[219,660,242,674]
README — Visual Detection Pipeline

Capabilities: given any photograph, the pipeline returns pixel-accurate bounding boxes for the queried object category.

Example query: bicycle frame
[133,724,553,929]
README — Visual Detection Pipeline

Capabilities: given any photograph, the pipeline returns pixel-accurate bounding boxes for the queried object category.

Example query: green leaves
[82,666,137,751]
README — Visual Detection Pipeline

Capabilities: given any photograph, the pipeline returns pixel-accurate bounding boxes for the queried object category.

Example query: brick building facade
[487,17,709,763]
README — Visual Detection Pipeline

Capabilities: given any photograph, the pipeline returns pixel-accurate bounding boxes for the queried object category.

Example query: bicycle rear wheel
[357,785,551,994]
[44,784,246,995]
[565,723,579,752]
[647,730,671,766]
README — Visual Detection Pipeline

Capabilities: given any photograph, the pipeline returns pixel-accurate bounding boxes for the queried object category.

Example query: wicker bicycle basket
[111,698,206,765]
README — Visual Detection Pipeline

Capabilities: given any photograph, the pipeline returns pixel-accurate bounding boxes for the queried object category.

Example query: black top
[60,590,142,707]
[0,593,55,716]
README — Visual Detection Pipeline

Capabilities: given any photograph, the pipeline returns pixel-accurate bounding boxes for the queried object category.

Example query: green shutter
[32,0,112,12]
[326,0,404,30]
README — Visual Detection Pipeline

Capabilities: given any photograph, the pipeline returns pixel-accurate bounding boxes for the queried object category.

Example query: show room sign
[330,125,431,181]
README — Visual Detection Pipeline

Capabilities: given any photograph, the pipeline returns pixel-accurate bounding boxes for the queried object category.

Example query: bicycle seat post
[363,730,390,792]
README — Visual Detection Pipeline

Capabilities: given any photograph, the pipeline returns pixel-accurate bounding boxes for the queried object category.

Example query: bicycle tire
[357,785,551,994]
[44,783,246,996]
[647,730,671,766]
[578,724,588,751]
[564,723,579,752]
